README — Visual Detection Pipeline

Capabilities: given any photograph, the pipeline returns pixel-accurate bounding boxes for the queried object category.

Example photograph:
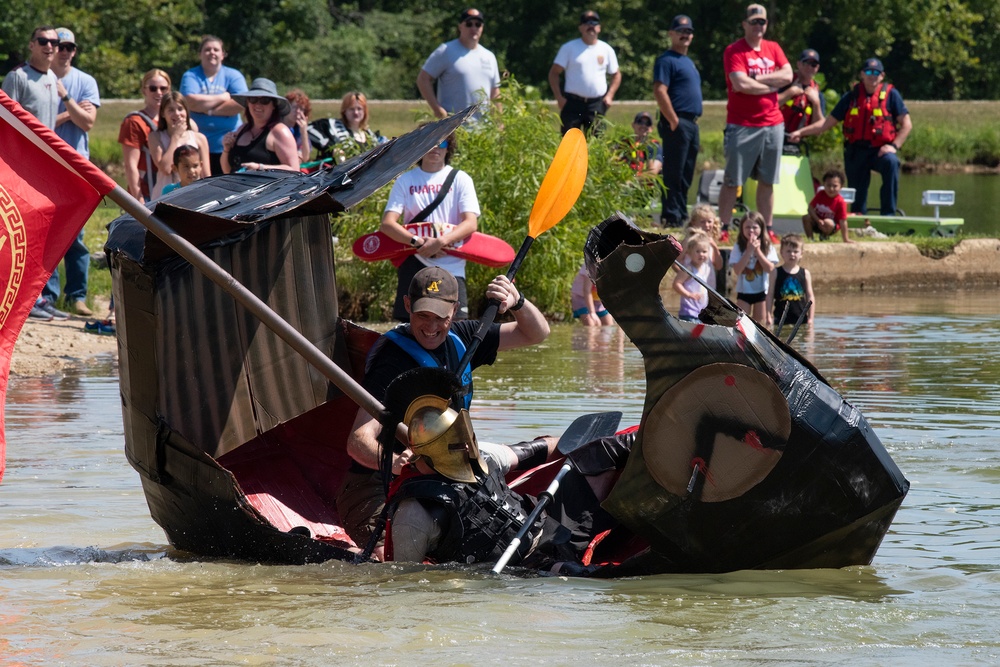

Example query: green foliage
[334,80,654,320]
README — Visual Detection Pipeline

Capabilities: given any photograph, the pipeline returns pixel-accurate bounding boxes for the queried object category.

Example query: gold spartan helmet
[404,394,487,483]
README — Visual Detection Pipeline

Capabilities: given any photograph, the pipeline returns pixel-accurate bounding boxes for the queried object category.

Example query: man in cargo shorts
[716,4,793,241]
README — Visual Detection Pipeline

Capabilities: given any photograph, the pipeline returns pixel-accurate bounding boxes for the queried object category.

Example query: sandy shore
[10,239,999,379]
[10,297,117,378]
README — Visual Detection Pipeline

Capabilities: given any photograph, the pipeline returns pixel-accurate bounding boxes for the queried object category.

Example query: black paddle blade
[557,412,623,456]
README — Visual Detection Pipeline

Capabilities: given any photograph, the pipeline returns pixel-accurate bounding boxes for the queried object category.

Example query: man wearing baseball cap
[46,27,101,317]
[790,57,912,215]
[548,10,621,135]
[338,266,550,555]
[653,14,702,227]
[717,4,794,240]
[778,48,825,135]
[417,8,500,121]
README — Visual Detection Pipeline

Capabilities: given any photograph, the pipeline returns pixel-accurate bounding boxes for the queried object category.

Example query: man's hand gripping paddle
[455,128,588,373]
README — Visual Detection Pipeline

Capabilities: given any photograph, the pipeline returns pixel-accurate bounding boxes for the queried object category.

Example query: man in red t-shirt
[803,169,853,243]
[718,4,792,238]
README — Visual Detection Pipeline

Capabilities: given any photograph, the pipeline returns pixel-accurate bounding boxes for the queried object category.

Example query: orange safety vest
[781,79,818,131]
[841,83,898,147]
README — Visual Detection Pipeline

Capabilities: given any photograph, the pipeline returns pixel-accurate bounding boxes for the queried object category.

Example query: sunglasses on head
[748,18,767,26]
[863,68,881,76]
[34,37,59,47]
[247,97,274,105]
[147,85,169,93]
[464,20,483,28]
[58,43,76,52]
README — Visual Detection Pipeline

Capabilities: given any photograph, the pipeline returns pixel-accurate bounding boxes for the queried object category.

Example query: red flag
[0,90,117,482]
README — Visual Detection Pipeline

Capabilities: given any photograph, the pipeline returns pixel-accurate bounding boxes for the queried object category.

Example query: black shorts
[737,291,766,305]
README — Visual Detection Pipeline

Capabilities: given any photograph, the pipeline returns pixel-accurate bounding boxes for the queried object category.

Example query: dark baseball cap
[800,49,820,63]
[670,15,693,32]
[863,57,884,74]
[580,11,600,25]
[409,267,459,318]
[633,111,653,126]
[460,8,484,23]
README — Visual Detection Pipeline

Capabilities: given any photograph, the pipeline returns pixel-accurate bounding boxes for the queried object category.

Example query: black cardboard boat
[106,118,908,573]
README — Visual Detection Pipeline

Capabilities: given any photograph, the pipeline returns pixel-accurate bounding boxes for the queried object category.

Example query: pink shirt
[724,38,789,127]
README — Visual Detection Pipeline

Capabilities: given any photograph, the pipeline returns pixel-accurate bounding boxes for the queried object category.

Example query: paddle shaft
[456,236,534,372]
[492,461,570,574]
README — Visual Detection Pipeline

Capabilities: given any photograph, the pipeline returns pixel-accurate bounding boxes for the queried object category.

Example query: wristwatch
[510,294,526,311]
[61,94,70,102]
[409,235,422,247]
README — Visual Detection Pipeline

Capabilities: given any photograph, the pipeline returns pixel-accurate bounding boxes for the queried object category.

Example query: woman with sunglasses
[117,69,171,201]
[380,132,479,321]
[147,92,210,199]
[220,78,300,174]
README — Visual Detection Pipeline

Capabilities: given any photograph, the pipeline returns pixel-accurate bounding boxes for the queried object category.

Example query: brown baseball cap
[408,267,459,318]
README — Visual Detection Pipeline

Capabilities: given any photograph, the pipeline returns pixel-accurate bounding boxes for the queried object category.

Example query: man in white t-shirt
[548,10,621,135]
[380,133,479,321]
[417,8,501,121]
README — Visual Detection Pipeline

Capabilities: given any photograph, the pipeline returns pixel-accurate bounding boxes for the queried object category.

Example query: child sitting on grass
[767,233,815,329]
[672,232,715,323]
[803,169,852,243]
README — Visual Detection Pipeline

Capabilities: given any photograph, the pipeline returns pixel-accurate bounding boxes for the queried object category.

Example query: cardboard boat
[105,116,908,573]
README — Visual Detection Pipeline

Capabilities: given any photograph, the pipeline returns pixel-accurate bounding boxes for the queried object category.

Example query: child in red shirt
[803,169,853,243]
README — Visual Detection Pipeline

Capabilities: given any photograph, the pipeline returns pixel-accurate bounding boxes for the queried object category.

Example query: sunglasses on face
[748,19,767,26]
[677,29,694,36]
[58,44,76,52]
[247,97,274,105]
[636,119,652,127]
[802,60,819,67]
[147,85,169,93]
[437,140,449,149]
[464,20,483,28]
[863,69,881,76]
[34,37,59,47]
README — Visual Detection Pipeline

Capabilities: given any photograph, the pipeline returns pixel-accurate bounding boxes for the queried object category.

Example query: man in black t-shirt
[336,267,550,556]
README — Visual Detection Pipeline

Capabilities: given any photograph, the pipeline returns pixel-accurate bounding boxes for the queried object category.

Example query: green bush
[333,80,654,321]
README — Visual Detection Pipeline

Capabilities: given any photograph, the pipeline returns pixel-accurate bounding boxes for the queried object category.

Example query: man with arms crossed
[717,4,793,241]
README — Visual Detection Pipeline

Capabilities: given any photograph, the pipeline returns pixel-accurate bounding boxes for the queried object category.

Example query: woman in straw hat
[221,77,300,173]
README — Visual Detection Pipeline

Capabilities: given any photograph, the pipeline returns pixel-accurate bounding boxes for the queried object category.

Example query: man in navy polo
[653,14,702,227]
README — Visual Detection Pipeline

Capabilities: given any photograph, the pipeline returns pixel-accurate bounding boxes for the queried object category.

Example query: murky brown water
[2,290,1000,665]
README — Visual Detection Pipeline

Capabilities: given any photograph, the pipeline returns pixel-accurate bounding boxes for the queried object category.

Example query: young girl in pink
[672,232,715,323]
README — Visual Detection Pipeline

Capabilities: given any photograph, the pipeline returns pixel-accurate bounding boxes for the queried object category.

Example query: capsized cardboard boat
[105,114,908,572]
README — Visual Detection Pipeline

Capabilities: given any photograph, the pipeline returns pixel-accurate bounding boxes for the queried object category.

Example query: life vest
[382,328,473,409]
[781,79,818,132]
[841,83,897,147]
[387,461,537,565]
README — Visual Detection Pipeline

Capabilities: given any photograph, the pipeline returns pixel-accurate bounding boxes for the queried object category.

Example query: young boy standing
[803,169,852,243]
[767,233,815,327]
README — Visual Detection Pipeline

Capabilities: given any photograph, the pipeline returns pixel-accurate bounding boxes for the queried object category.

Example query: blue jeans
[43,230,89,303]
[844,143,900,215]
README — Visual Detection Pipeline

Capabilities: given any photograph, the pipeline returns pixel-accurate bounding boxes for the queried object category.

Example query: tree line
[2,0,994,102]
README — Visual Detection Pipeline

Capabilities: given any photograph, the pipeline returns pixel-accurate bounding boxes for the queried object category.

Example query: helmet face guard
[405,395,487,483]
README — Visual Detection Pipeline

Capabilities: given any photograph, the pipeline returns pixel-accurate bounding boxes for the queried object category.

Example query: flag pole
[107,185,401,438]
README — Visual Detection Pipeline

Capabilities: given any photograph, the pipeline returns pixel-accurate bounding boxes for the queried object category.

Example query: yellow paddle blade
[527,128,588,239]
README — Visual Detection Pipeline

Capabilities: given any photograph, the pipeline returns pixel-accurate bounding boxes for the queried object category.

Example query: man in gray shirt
[417,8,501,120]
[2,25,70,321]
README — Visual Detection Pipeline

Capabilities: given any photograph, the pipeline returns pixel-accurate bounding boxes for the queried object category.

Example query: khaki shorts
[723,123,784,187]
[335,469,386,550]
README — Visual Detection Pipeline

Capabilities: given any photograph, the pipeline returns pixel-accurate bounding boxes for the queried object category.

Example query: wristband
[409,235,421,247]
[510,294,525,311]
[891,143,900,150]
